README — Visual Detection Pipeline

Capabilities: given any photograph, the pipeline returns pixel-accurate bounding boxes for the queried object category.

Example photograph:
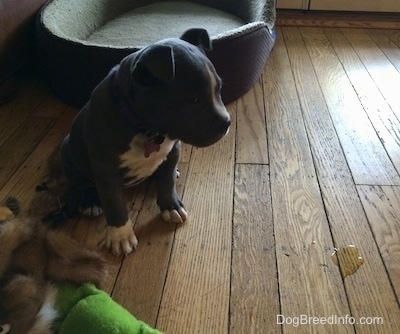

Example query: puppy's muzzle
[200,112,231,147]
[216,113,231,137]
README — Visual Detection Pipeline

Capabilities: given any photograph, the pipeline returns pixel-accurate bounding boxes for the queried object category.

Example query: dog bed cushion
[36,0,276,107]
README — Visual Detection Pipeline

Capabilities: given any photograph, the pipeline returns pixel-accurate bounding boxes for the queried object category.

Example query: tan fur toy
[0,197,106,334]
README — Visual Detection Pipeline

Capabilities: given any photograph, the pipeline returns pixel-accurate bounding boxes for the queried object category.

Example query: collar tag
[144,132,165,158]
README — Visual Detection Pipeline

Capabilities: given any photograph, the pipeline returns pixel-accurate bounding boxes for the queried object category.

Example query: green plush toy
[54,283,161,334]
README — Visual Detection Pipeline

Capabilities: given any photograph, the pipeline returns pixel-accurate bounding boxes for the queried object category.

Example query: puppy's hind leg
[77,186,103,217]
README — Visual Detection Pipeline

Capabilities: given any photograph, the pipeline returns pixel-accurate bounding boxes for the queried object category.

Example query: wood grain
[156,103,236,333]
[299,27,399,185]
[265,27,352,334]
[357,185,400,300]
[230,164,279,333]
[384,29,400,48]
[276,10,400,29]
[366,29,400,73]
[0,108,74,207]
[0,79,48,146]
[343,28,400,117]
[180,143,192,163]
[236,78,268,164]
[0,117,52,189]
[282,26,400,333]
[110,162,188,326]
[324,28,400,177]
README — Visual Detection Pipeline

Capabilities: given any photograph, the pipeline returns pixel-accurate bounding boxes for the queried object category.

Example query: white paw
[80,205,103,217]
[104,220,138,255]
[161,207,188,223]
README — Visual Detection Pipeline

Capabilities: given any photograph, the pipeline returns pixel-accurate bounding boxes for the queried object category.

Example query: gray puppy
[60,29,231,255]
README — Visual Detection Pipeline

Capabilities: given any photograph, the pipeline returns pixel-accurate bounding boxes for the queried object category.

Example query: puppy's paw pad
[161,208,187,223]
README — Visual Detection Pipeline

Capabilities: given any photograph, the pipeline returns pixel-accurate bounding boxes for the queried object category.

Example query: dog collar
[110,71,166,157]
[110,70,146,129]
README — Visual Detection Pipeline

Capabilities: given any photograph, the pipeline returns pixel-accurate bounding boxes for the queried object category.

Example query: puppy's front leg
[155,141,187,223]
[104,219,138,255]
[94,174,138,255]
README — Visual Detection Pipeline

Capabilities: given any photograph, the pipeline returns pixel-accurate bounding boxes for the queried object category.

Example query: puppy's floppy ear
[131,45,175,86]
[180,28,212,51]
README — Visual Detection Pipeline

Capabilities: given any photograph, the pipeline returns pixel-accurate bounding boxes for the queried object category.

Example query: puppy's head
[118,28,231,147]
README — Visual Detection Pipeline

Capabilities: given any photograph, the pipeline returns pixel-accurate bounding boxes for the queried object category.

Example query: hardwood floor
[1,26,400,333]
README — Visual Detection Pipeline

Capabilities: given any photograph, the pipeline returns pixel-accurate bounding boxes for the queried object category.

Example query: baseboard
[276,9,400,29]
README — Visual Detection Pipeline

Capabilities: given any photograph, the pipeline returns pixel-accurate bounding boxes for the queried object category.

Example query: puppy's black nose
[219,115,231,134]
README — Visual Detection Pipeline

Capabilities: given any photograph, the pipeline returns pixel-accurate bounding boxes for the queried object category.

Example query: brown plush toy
[0,197,106,334]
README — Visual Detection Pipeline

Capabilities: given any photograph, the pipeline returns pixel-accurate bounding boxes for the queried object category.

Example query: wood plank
[343,28,400,117]
[180,143,192,163]
[31,94,69,118]
[230,164,279,333]
[110,185,176,326]
[357,185,400,300]
[310,0,400,13]
[265,27,353,334]
[110,162,188,326]
[236,77,268,164]
[365,30,400,73]
[282,26,400,333]
[156,103,236,333]
[324,28,400,177]
[384,29,400,48]
[69,179,150,295]
[0,79,48,146]
[299,27,399,185]
[0,107,74,207]
[276,10,400,29]
[0,117,52,189]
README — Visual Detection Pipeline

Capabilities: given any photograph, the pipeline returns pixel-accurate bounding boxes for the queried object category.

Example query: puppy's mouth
[178,123,231,148]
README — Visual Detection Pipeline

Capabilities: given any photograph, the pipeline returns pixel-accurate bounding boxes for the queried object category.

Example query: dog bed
[36,0,276,107]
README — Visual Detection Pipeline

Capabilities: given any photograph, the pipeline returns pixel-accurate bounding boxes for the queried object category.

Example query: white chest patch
[120,134,176,186]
